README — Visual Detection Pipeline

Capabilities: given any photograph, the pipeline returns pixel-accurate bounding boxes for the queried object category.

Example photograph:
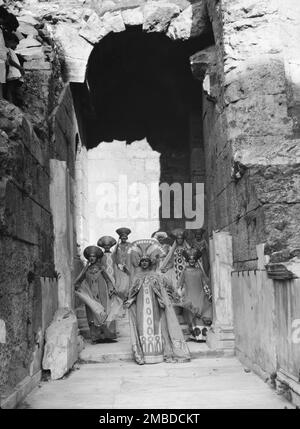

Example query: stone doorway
[70,25,217,349]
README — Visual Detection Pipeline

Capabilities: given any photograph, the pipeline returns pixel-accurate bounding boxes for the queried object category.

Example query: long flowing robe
[160,240,191,297]
[101,251,116,286]
[113,242,132,299]
[127,270,191,364]
[178,266,212,328]
[76,263,117,341]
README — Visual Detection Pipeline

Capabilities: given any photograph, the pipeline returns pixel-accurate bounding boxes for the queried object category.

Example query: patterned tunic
[127,271,191,365]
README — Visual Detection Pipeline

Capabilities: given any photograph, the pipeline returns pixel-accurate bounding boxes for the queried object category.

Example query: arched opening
[70,26,211,342]
[71,27,208,243]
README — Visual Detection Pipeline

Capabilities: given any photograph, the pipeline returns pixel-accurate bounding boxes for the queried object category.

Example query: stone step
[79,321,190,341]
[79,338,233,364]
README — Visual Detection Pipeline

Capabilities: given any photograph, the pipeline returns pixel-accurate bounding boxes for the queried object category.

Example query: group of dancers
[74,227,213,365]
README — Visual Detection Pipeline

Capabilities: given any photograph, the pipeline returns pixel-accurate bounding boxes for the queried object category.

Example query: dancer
[113,227,132,300]
[151,231,171,273]
[191,228,210,279]
[124,239,191,365]
[74,246,117,343]
[160,228,191,293]
[179,248,212,341]
[97,235,117,285]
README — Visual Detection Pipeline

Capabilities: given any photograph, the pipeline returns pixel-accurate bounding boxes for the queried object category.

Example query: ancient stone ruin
[0,0,299,408]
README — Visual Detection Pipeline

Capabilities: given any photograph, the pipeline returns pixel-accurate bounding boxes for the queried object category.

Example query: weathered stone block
[42,308,79,380]
[102,10,125,33]
[0,319,6,344]
[249,165,300,205]
[262,203,300,254]
[232,135,300,167]
[79,11,104,44]
[18,15,40,26]
[227,93,293,141]
[55,24,93,82]
[18,22,39,37]
[167,5,192,39]
[143,2,181,33]
[79,10,125,44]
[15,46,44,61]
[122,7,143,26]
[167,1,209,40]
[17,37,41,50]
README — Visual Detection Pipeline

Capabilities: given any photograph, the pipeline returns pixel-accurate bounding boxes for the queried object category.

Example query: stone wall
[232,270,300,401]
[201,0,300,272]
[0,99,55,396]
[0,7,80,400]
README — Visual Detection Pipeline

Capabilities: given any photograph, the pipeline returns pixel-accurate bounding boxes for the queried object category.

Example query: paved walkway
[18,314,293,409]
[19,357,291,409]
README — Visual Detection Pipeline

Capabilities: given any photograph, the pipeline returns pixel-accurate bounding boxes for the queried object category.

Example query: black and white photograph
[0,0,299,414]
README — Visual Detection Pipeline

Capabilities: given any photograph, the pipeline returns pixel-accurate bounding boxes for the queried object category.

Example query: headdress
[170,228,187,239]
[116,227,131,237]
[152,231,168,241]
[83,245,103,260]
[194,228,205,236]
[97,236,117,248]
[182,247,202,261]
[129,239,166,266]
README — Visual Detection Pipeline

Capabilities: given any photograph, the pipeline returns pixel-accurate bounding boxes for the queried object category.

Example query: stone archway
[52,1,213,83]
[21,0,233,349]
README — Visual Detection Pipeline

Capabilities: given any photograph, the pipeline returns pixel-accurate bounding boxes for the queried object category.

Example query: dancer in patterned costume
[125,239,191,365]
[97,235,117,286]
[160,228,191,295]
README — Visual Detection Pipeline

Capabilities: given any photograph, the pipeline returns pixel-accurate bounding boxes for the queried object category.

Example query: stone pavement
[16,313,293,409]
[19,357,292,409]
[18,314,293,409]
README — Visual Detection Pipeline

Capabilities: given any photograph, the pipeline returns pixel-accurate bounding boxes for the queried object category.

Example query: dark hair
[139,257,152,266]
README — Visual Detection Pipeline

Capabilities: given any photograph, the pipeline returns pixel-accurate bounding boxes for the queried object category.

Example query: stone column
[49,159,74,309]
[206,230,235,351]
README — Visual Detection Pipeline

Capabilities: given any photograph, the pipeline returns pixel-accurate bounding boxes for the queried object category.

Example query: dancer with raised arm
[124,239,191,365]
